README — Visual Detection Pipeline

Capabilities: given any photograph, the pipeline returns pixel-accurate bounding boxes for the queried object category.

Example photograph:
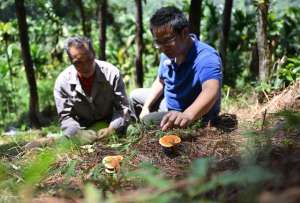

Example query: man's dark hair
[64,36,95,60]
[150,6,188,33]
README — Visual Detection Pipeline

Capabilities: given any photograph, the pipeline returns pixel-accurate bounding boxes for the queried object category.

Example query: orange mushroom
[102,155,124,173]
[159,135,181,148]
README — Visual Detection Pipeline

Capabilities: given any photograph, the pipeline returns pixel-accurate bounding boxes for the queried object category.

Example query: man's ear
[181,27,190,39]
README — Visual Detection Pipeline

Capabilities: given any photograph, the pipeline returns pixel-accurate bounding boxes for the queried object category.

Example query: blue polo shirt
[158,35,222,121]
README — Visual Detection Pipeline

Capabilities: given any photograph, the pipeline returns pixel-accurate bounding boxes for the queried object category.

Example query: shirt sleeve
[53,78,81,137]
[198,53,223,84]
[109,71,130,133]
[158,54,167,80]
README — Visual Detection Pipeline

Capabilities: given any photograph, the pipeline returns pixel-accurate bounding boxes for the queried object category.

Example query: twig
[262,90,270,102]
[261,109,267,131]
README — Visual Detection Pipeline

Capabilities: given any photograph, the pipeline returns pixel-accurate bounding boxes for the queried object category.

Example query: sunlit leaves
[84,183,103,203]
[22,149,56,185]
[190,157,212,179]
[130,162,171,189]
[274,110,300,130]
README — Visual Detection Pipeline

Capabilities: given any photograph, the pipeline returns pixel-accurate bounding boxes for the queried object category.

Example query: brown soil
[36,81,300,202]
[130,118,240,177]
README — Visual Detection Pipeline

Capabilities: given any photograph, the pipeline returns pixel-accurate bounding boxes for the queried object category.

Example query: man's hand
[139,106,150,120]
[72,129,97,144]
[160,111,193,131]
[97,127,115,139]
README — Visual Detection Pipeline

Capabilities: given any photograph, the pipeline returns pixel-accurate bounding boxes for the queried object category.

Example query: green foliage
[131,162,172,189]
[224,2,300,88]
[22,149,56,185]
[87,163,104,181]
[0,162,9,182]
[275,57,300,87]
[201,0,221,46]
[255,55,300,95]
[84,183,103,203]
[225,8,256,86]
[62,159,78,177]
[123,123,144,147]
[276,7,300,56]
[274,110,300,130]
[0,1,299,202]
[255,80,272,94]
[190,157,212,179]
[21,138,76,188]
[262,5,300,90]
[125,155,273,203]
[0,0,299,128]
[188,165,273,199]
[0,1,66,128]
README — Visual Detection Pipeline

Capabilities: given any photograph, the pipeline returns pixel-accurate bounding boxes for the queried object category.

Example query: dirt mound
[226,81,300,123]
[255,80,300,117]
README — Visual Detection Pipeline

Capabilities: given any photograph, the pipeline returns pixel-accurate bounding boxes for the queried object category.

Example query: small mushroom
[159,135,181,157]
[159,135,181,148]
[102,155,123,173]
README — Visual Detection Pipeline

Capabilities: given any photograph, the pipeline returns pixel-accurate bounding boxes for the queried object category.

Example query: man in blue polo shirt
[130,6,222,131]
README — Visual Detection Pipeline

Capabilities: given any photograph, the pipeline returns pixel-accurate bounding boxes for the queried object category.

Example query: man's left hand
[97,127,115,139]
[160,111,193,131]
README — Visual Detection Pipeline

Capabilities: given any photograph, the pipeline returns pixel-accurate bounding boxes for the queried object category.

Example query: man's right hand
[73,129,98,144]
[160,111,193,131]
[97,127,115,139]
[139,106,150,120]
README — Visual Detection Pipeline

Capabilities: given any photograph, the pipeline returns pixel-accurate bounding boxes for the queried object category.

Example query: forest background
[0,0,300,202]
[0,0,299,129]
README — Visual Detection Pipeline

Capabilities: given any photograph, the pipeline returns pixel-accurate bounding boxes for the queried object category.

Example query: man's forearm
[143,77,164,109]
[109,112,127,133]
[60,117,81,136]
[184,79,219,121]
[112,71,131,127]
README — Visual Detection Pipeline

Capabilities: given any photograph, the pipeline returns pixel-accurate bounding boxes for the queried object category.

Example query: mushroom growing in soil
[102,155,124,173]
[159,135,181,156]
[159,135,181,148]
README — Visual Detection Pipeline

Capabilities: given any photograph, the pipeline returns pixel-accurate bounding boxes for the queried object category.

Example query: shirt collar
[93,62,107,83]
[68,60,106,85]
[68,65,80,85]
[183,35,197,65]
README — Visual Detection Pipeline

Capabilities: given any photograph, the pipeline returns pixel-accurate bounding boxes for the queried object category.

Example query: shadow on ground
[213,113,238,133]
[0,141,26,157]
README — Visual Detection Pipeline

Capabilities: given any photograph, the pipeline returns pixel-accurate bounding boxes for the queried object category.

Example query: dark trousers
[129,88,168,126]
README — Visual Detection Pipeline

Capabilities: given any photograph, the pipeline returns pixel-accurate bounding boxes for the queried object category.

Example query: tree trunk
[256,0,271,81]
[73,0,91,38]
[134,0,144,87]
[250,43,259,77]
[98,0,107,60]
[219,0,233,70]
[15,0,41,128]
[4,33,17,113]
[3,33,14,92]
[188,0,202,39]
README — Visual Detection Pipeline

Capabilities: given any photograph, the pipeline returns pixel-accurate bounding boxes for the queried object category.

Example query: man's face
[152,25,185,59]
[69,45,95,78]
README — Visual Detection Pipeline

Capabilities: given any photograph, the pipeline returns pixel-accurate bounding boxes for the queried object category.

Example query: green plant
[274,110,300,130]
[275,57,300,87]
